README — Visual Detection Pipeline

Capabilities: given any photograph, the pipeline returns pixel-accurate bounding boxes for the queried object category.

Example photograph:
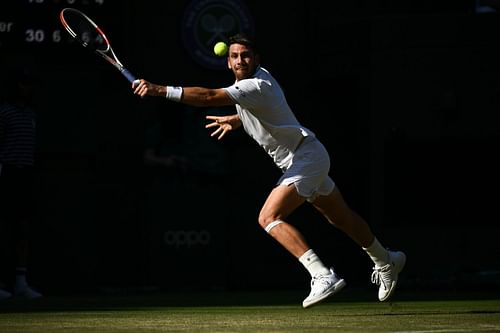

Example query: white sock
[299,249,330,277]
[363,238,390,267]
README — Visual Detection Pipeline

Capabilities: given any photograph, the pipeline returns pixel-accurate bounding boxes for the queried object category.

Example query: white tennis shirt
[223,66,315,170]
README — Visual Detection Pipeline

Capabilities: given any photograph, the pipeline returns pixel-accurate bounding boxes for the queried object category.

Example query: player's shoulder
[247,67,274,88]
[233,76,262,91]
[227,67,274,94]
[253,66,272,81]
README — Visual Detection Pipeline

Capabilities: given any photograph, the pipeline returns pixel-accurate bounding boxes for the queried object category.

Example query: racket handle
[120,68,136,83]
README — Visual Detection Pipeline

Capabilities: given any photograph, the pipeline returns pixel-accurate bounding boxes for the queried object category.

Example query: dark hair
[228,33,258,53]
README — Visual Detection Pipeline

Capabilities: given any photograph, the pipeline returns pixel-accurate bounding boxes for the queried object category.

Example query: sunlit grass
[0,293,499,333]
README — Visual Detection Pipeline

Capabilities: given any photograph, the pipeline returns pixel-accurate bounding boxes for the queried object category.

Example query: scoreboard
[0,0,137,155]
[0,0,118,52]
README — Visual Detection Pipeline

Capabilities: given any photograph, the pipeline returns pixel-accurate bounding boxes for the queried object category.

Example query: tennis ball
[214,41,228,57]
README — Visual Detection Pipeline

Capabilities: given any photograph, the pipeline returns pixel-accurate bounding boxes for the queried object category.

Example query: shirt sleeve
[223,78,268,110]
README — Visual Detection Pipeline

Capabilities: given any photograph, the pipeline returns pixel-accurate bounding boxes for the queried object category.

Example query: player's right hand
[133,79,166,98]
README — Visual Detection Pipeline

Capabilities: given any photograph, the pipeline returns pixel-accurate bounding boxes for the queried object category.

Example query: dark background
[1,0,499,296]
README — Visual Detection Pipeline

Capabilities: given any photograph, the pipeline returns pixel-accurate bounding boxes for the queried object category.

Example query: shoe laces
[371,264,392,290]
[311,271,334,289]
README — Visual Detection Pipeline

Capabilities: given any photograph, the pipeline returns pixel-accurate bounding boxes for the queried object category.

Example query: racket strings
[61,10,109,52]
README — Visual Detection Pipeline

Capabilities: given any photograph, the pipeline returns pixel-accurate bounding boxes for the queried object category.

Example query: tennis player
[133,33,406,308]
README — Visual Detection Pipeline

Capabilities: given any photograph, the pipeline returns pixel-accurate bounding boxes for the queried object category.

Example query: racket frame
[60,7,136,83]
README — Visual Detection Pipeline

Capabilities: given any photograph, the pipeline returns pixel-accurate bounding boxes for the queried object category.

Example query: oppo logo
[163,230,211,248]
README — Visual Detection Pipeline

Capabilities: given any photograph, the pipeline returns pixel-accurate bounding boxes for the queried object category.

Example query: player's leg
[258,184,308,257]
[258,184,345,308]
[312,186,406,301]
[312,186,374,247]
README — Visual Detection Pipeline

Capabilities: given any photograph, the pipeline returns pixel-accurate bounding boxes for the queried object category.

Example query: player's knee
[258,213,278,230]
[258,214,269,229]
[259,214,284,233]
[265,220,285,233]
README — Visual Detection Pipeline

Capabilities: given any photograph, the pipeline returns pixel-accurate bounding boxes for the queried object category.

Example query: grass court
[0,289,499,332]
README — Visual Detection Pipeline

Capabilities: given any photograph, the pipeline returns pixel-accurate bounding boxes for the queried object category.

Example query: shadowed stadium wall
[1,0,499,294]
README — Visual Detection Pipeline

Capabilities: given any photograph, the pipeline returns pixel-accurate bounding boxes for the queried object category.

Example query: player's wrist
[165,86,183,101]
[155,85,167,97]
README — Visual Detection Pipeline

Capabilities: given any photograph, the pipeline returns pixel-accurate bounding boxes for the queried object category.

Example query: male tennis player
[133,33,406,308]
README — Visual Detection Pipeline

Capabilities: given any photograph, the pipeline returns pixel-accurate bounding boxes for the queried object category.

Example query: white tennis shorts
[277,137,335,203]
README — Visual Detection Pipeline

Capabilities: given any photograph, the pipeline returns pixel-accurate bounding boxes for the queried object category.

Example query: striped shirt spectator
[0,65,43,299]
[0,103,36,168]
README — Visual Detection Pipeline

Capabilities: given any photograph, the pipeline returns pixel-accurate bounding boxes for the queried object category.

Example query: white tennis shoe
[303,268,346,308]
[371,250,406,301]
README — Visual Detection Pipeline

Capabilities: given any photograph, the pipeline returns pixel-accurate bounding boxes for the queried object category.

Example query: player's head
[227,33,260,81]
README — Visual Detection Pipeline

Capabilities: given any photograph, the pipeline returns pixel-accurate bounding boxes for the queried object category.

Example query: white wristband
[165,86,183,102]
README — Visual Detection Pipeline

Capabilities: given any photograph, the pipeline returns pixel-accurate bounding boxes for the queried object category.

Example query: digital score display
[0,0,115,51]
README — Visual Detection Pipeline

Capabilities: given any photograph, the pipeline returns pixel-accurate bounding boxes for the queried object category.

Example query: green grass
[0,291,499,332]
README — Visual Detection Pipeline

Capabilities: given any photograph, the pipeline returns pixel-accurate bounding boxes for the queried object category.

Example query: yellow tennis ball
[214,42,228,57]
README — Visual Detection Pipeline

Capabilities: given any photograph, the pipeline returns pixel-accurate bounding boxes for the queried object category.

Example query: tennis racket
[59,7,138,85]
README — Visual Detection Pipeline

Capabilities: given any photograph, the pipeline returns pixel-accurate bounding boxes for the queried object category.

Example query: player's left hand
[205,115,241,140]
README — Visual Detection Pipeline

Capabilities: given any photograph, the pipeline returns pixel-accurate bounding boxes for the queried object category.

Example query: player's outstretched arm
[133,80,234,107]
[182,87,234,107]
[205,114,241,140]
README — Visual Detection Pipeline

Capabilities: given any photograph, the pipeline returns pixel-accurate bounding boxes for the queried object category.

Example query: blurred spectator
[0,66,43,299]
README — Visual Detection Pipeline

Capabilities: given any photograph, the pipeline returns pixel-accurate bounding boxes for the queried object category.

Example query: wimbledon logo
[182,0,255,70]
